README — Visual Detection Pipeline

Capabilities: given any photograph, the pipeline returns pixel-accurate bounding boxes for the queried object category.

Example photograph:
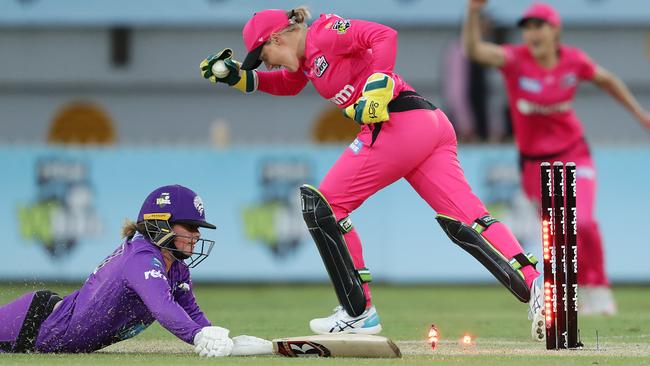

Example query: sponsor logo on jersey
[329,84,355,105]
[156,192,171,207]
[561,73,577,88]
[518,77,542,93]
[331,19,351,34]
[349,138,363,154]
[151,257,163,268]
[516,98,572,115]
[144,269,167,280]
[314,56,329,77]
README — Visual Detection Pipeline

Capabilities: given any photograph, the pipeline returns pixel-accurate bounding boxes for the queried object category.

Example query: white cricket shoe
[528,277,545,342]
[580,286,617,316]
[309,305,382,335]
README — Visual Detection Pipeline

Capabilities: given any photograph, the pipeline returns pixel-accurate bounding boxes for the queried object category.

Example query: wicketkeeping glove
[193,326,234,357]
[199,48,256,93]
[343,73,395,124]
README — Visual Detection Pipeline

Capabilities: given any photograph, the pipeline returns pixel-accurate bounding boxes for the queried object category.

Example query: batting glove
[230,335,273,356]
[193,326,234,357]
[343,73,395,124]
[199,48,257,93]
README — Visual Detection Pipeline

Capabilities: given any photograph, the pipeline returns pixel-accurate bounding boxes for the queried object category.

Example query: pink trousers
[319,109,538,305]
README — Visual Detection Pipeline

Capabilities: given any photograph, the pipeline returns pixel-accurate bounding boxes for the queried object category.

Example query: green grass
[1,283,649,365]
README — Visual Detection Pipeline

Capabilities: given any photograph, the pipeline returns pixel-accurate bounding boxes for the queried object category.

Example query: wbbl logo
[242,159,312,257]
[17,158,102,258]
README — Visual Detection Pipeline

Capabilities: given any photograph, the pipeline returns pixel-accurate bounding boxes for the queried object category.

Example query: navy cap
[137,185,216,229]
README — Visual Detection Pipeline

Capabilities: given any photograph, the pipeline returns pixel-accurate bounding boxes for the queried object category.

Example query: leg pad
[301,184,368,316]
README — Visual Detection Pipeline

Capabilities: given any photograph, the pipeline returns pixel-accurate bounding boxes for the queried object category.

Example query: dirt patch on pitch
[100,337,650,358]
[100,339,194,354]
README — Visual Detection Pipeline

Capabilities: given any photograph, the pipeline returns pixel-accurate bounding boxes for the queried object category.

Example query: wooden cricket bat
[272,334,401,358]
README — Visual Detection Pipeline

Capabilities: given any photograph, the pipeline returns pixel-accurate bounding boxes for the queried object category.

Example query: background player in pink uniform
[201,7,542,336]
[463,0,650,316]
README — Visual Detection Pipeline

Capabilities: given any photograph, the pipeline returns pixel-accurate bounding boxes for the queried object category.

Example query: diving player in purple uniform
[0,185,270,357]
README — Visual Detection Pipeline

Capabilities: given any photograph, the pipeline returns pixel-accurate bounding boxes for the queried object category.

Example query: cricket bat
[272,334,402,358]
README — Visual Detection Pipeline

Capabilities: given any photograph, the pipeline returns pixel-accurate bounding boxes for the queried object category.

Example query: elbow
[388,26,398,39]
[462,45,477,61]
[460,37,477,60]
[380,26,398,45]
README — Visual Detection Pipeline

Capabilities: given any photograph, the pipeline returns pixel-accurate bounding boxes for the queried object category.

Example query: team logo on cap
[331,19,351,34]
[156,192,171,207]
[194,195,205,216]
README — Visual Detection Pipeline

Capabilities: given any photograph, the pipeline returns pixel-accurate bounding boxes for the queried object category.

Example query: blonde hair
[278,6,311,34]
[121,219,144,239]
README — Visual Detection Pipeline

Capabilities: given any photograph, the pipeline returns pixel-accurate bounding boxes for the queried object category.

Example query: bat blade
[272,334,401,358]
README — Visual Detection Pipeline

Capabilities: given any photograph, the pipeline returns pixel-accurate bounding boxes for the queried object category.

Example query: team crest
[331,19,351,34]
[314,56,329,77]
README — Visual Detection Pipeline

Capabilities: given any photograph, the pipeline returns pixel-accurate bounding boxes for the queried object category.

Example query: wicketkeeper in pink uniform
[464,0,650,316]
[200,7,541,336]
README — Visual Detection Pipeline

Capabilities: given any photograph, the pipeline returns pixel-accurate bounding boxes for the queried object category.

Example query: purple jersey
[35,233,211,352]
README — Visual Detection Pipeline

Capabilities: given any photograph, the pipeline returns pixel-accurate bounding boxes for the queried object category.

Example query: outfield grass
[1,283,649,365]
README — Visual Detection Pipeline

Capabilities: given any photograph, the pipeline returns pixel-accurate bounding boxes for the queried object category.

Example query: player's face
[521,19,558,59]
[260,33,300,72]
[172,224,200,256]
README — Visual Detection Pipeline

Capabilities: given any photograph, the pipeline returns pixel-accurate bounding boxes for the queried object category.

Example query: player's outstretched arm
[592,65,650,130]
[462,0,506,67]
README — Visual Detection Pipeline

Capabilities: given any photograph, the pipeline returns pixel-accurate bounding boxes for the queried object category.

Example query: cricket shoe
[309,305,382,335]
[579,286,617,316]
[528,277,545,342]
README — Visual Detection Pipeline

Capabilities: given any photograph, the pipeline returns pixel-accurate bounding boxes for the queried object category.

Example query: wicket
[540,162,582,350]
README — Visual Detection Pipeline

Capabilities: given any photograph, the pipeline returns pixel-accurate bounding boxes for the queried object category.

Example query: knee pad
[13,290,61,353]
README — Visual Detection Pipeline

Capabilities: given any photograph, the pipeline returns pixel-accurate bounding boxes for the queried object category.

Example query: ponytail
[121,219,145,239]
[287,6,311,25]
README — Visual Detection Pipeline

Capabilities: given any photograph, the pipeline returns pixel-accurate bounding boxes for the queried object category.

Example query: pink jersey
[500,44,596,156]
[256,14,414,108]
